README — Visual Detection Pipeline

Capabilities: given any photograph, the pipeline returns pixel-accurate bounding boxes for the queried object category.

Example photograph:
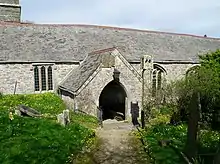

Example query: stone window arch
[151,64,166,97]
[186,65,200,77]
[33,64,54,92]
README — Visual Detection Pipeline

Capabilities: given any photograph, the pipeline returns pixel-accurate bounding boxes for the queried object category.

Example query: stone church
[1,1,220,120]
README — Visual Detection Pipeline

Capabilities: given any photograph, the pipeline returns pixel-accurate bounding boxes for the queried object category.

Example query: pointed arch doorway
[99,80,128,120]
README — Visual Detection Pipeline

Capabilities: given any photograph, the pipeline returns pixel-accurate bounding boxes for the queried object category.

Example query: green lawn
[0,93,98,164]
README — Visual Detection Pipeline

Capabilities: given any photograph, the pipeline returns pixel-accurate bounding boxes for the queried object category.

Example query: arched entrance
[99,80,127,120]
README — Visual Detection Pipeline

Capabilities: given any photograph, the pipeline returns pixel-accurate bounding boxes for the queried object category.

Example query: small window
[151,64,166,97]
[34,66,40,91]
[33,65,54,92]
[41,66,47,91]
[48,66,53,90]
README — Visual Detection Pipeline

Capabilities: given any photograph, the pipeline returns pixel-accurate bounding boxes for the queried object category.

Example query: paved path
[75,120,149,164]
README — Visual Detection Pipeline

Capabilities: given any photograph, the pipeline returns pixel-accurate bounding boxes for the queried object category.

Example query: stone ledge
[0,60,81,64]
[0,3,21,7]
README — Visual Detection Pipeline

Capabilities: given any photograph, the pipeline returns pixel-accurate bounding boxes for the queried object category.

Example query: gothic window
[41,66,47,91]
[151,64,166,97]
[33,65,54,92]
[48,66,53,90]
[34,66,40,91]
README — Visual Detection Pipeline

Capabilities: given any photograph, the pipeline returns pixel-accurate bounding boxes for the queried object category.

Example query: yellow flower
[9,112,14,121]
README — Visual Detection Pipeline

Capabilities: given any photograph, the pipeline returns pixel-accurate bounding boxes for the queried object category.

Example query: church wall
[114,57,142,114]
[0,63,79,94]
[0,64,33,94]
[159,63,198,82]
[55,64,79,86]
[0,0,19,4]
[131,62,198,82]
[74,68,113,117]
[0,3,21,22]
[130,63,142,74]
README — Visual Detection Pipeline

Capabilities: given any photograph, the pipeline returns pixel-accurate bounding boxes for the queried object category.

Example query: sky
[20,0,220,37]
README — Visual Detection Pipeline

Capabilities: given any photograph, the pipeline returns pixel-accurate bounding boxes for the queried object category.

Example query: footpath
[74,120,149,164]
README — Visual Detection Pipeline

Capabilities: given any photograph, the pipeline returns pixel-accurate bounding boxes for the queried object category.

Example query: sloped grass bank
[0,93,66,114]
[71,112,99,129]
[0,93,98,164]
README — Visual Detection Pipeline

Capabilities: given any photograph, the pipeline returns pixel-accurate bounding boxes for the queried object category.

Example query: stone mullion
[51,66,55,91]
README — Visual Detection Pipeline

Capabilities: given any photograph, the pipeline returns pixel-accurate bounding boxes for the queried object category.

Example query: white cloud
[20,0,220,37]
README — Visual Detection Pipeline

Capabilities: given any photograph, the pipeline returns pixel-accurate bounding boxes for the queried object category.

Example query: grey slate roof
[60,48,114,93]
[1,22,220,63]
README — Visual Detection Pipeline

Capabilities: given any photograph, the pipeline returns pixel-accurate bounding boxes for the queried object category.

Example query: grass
[0,93,98,164]
[71,112,99,129]
[136,106,220,164]
[0,93,66,114]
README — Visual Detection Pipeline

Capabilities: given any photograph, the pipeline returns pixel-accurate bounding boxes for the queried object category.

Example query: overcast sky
[20,0,220,37]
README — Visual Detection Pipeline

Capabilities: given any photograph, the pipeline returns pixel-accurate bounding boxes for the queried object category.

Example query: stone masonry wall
[114,56,142,112]
[0,63,78,94]
[74,55,142,118]
[0,0,19,4]
[131,63,142,74]
[75,68,113,117]
[0,4,21,22]
[72,62,197,118]
[159,63,198,82]
[0,64,33,94]
[55,64,78,87]
[133,62,197,83]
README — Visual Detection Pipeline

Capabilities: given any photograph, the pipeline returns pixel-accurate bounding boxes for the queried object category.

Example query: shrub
[140,123,220,164]
[144,105,175,126]
[142,124,187,164]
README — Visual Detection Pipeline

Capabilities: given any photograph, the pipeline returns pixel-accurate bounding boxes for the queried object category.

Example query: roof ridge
[89,47,117,55]
[0,21,219,40]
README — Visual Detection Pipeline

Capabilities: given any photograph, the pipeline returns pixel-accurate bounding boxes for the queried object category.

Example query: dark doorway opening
[99,80,127,120]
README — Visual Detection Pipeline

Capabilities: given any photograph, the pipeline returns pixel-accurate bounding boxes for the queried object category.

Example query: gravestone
[57,113,66,126]
[130,101,140,127]
[15,109,21,116]
[57,110,70,126]
[63,109,70,124]
[17,105,41,117]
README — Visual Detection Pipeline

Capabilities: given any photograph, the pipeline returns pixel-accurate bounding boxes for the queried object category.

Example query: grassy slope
[0,93,98,164]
